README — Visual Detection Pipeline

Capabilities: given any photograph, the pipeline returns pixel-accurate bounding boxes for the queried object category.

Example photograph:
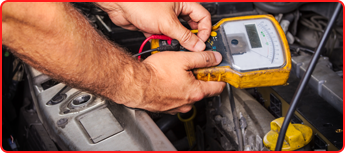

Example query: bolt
[57,118,68,128]
[72,94,91,105]
[47,94,66,105]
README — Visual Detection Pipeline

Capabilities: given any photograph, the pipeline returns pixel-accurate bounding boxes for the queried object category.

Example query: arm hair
[2,2,152,105]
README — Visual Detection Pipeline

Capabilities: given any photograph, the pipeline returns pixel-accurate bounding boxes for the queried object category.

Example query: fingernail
[195,39,206,51]
[213,51,222,63]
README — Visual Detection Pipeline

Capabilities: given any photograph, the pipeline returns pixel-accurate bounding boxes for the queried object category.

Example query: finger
[180,2,211,42]
[120,25,139,31]
[197,81,226,98]
[107,13,139,31]
[160,15,206,52]
[183,51,222,70]
[176,105,193,113]
[180,15,198,30]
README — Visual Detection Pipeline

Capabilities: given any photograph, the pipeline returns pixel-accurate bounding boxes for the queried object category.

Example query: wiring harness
[134,35,180,59]
[137,35,173,60]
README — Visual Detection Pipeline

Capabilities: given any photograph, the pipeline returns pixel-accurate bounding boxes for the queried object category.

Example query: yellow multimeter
[152,15,291,88]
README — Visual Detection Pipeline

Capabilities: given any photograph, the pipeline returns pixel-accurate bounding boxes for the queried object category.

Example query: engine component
[274,4,342,150]
[263,117,313,151]
[205,86,275,151]
[18,98,58,150]
[299,2,343,23]
[291,52,343,113]
[24,65,176,151]
[256,84,343,151]
[177,106,197,148]
[227,84,243,151]
[156,115,180,134]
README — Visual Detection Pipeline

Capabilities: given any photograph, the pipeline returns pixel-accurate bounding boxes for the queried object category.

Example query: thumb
[161,18,206,52]
[184,51,222,70]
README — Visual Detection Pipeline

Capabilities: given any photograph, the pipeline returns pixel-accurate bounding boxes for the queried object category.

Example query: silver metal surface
[25,65,176,151]
[291,52,343,113]
[78,107,123,143]
[286,32,295,44]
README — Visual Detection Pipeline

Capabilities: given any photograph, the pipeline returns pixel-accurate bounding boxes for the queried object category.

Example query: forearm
[2,2,151,105]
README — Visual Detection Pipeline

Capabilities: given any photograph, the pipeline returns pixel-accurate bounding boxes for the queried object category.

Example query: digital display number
[245,24,262,48]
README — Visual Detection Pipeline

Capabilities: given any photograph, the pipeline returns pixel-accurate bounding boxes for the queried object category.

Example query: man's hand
[132,51,226,114]
[2,2,224,114]
[95,2,211,52]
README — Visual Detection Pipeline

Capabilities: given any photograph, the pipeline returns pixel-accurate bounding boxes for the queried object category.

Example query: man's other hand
[95,2,211,52]
[131,51,226,114]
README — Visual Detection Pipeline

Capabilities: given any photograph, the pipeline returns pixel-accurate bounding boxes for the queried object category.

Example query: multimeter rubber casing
[151,15,291,89]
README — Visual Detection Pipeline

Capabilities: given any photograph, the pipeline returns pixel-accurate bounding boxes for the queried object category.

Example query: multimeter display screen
[220,18,286,72]
[245,24,262,48]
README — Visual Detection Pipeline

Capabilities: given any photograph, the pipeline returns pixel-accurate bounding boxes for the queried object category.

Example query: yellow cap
[263,117,313,151]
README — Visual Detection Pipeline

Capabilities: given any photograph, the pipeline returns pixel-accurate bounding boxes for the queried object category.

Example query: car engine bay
[2,2,343,151]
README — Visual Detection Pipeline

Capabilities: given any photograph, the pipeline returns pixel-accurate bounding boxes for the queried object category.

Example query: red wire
[138,36,153,60]
[138,35,172,60]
